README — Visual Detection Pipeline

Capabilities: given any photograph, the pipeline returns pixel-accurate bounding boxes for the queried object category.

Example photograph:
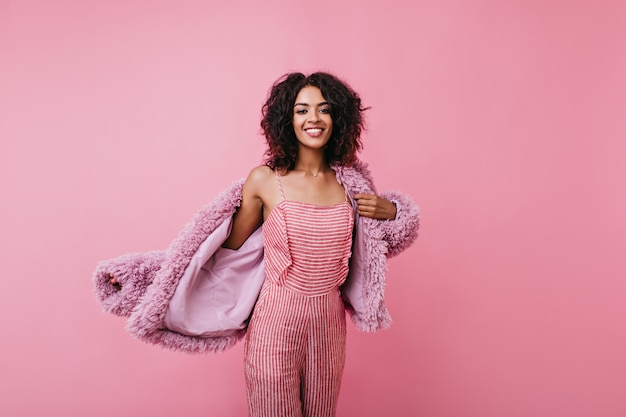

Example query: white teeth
[306,128,322,133]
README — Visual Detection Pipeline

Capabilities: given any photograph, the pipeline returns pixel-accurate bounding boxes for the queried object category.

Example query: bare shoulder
[244,165,282,215]
[222,166,271,249]
[245,165,273,189]
[247,165,273,181]
[242,165,275,197]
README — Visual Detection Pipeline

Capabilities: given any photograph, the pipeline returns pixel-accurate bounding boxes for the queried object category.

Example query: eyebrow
[294,101,329,107]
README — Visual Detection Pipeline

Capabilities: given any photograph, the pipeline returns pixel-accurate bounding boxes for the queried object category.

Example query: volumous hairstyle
[260,72,368,170]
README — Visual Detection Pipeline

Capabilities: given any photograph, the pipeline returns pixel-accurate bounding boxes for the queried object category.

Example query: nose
[307,111,320,122]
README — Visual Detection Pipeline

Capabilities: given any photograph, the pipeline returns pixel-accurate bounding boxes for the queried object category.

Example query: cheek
[292,115,304,126]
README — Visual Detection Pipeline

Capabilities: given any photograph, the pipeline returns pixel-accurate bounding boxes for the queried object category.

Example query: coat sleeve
[377,190,420,257]
[337,160,421,258]
[92,250,166,317]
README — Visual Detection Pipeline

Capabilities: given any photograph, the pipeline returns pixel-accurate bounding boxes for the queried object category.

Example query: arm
[221,166,266,250]
[355,191,420,258]
[353,193,397,220]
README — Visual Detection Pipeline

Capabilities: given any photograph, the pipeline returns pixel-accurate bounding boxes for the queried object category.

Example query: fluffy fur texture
[93,250,165,317]
[92,162,420,353]
[334,161,420,331]
[378,191,421,258]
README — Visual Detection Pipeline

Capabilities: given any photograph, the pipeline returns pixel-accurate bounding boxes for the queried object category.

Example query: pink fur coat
[92,161,420,354]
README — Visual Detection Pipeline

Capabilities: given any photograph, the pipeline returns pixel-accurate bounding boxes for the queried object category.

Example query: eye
[295,109,307,115]
[319,107,330,114]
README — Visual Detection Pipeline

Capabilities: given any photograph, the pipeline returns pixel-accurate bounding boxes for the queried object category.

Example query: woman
[96,72,419,417]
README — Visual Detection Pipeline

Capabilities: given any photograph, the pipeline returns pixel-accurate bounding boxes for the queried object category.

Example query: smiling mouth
[304,128,323,137]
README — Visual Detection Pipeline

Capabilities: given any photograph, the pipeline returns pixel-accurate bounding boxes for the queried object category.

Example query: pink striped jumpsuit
[244,172,354,417]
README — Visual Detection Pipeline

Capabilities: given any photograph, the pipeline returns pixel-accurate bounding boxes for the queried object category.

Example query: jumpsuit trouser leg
[244,282,346,417]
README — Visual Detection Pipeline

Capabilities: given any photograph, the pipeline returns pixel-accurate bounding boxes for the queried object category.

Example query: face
[292,86,333,150]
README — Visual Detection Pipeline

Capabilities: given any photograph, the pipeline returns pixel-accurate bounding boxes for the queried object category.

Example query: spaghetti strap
[275,171,286,201]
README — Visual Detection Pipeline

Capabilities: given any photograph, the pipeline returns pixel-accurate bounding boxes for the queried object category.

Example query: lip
[304,127,324,138]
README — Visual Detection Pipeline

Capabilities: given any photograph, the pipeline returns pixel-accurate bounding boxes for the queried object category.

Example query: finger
[358,201,376,210]
[358,209,375,218]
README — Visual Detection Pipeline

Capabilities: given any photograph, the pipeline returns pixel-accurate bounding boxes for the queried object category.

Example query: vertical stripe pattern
[244,172,354,417]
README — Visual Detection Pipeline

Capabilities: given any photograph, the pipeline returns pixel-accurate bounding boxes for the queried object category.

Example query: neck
[294,148,328,177]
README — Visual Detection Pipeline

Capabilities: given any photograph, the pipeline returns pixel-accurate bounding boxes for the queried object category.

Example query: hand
[108,273,122,290]
[353,193,397,220]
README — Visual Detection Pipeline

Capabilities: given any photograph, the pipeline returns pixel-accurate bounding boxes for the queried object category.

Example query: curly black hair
[261,72,368,171]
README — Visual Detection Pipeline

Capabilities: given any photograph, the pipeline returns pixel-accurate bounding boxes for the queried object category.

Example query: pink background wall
[1,1,625,416]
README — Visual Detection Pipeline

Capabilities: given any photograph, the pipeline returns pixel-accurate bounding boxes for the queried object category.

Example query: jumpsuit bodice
[262,173,354,296]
